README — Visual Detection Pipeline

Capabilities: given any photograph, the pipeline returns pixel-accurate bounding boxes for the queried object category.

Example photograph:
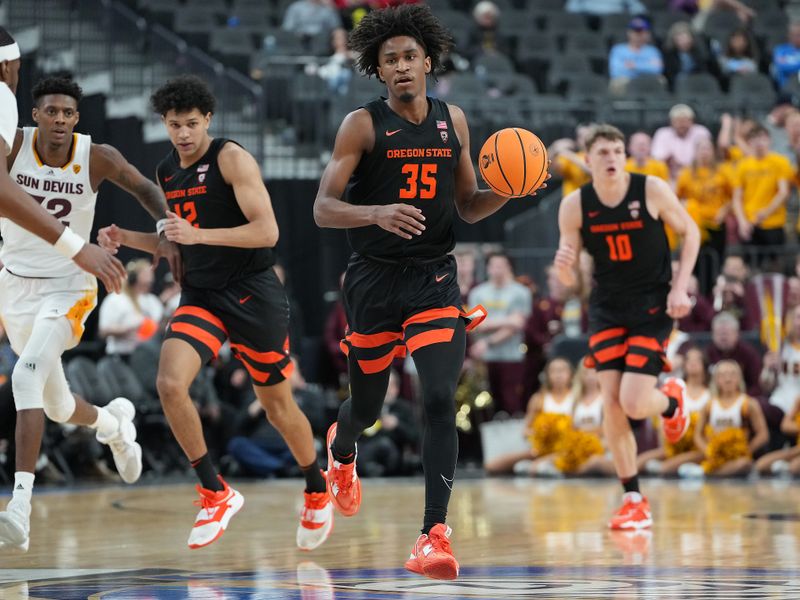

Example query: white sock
[623,491,643,504]
[91,406,119,438]
[12,471,35,504]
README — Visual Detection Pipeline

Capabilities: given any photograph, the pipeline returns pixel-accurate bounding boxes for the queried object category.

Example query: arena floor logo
[7,566,800,599]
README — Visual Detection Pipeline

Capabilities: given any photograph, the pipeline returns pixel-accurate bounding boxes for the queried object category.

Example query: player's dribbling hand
[73,243,126,293]
[372,204,426,240]
[164,210,201,245]
[666,288,692,319]
[97,224,123,254]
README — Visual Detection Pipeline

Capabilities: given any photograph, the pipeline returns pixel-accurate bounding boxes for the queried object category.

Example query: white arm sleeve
[0,83,18,156]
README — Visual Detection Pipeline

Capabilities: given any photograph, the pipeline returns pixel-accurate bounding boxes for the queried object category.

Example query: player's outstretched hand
[373,204,426,240]
[97,224,123,254]
[528,164,552,197]
[164,210,201,245]
[154,237,183,284]
[666,287,692,319]
[73,243,126,293]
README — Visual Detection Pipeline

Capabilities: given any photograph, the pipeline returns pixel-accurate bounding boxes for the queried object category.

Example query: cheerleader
[683,360,768,477]
[532,363,615,476]
[484,357,575,475]
[638,347,711,475]
[755,395,800,475]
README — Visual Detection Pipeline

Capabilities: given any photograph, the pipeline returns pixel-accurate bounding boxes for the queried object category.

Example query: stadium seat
[563,31,607,54]
[96,356,149,409]
[173,11,218,50]
[209,29,257,73]
[486,72,537,96]
[65,357,115,408]
[675,72,723,97]
[729,72,777,110]
[565,73,609,100]
[625,74,670,99]
[260,28,307,56]
[226,6,273,33]
[547,53,592,93]
[473,52,516,75]
[435,10,473,33]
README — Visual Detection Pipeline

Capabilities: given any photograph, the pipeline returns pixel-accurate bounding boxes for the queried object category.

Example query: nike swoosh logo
[239,295,252,304]
[386,129,402,137]
[588,211,600,218]
[164,174,175,182]
[647,307,660,314]
[435,274,448,283]
[441,473,454,490]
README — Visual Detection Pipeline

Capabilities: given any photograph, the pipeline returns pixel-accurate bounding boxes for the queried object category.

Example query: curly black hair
[150,75,215,116]
[32,76,83,106]
[348,4,454,79]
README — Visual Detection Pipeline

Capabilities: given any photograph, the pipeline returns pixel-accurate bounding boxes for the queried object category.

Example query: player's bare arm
[163,143,278,248]
[646,176,700,319]
[731,185,751,240]
[91,143,182,280]
[314,109,426,239]
[555,190,583,289]
[97,224,159,255]
[753,177,789,225]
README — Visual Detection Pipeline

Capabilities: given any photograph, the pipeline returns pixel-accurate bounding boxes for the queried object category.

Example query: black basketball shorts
[165,268,293,386]
[340,254,485,375]
[586,287,673,377]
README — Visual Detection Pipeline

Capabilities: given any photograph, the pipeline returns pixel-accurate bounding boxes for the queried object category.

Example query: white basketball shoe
[97,397,142,484]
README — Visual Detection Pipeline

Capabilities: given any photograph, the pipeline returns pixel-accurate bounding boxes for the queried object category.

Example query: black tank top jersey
[346,97,461,259]
[156,138,274,290]
[579,173,672,301]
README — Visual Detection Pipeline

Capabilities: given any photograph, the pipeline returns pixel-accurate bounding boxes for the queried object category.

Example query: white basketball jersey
[573,395,603,431]
[769,343,800,415]
[685,388,710,414]
[3,127,96,277]
[709,395,746,434]
[543,392,575,415]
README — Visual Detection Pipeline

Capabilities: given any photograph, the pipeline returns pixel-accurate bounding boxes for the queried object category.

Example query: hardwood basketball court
[1,477,799,598]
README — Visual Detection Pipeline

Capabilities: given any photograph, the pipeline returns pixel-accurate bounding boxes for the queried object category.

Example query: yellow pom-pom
[701,426,750,473]
[554,430,604,473]
[529,413,572,456]
[664,412,700,458]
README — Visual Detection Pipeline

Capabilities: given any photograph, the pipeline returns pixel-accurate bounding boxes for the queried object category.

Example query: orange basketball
[479,128,548,198]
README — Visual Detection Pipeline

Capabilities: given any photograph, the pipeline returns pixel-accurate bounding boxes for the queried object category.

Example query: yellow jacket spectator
[626,132,670,181]
[549,124,593,196]
[676,138,735,259]
[733,124,793,247]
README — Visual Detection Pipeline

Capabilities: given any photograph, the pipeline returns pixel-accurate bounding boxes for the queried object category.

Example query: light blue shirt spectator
[609,43,664,79]
[566,0,646,14]
[772,23,800,88]
[282,0,341,38]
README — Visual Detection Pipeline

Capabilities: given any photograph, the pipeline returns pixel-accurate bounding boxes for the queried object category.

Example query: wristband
[156,218,168,236]
[54,226,86,259]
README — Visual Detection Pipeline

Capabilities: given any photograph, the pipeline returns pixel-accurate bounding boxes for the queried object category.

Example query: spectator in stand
[454,247,477,304]
[732,124,793,251]
[785,110,800,171]
[282,0,343,39]
[626,132,670,181]
[464,1,511,61]
[468,253,532,415]
[759,305,800,451]
[524,265,585,399]
[705,311,763,397]
[312,27,356,95]
[718,28,758,79]
[772,22,800,89]
[323,273,349,386]
[662,21,720,91]
[712,255,757,330]
[678,274,716,332]
[762,95,798,163]
[676,137,734,268]
[670,0,755,24]
[608,17,664,95]
[549,124,593,197]
[356,369,418,477]
[98,259,164,359]
[652,103,712,179]
[565,0,646,15]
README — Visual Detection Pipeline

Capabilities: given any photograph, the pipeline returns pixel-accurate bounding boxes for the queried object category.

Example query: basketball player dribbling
[0,28,124,289]
[555,124,700,529]
[98,75,333,551]
[314,4,546,580]
[0,73,179,550]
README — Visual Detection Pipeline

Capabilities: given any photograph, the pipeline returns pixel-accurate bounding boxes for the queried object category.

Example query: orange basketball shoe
[297,477,334,551]
[608,492,652,530]
[661,377,689,444]
[405,524,459,580]
[325,423,361,517]
[187,476,244,549]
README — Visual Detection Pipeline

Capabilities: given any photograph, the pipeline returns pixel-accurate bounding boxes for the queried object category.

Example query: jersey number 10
[605,234,633,262]
[400,163,438,200]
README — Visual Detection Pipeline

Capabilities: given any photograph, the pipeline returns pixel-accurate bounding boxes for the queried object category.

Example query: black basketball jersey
[579,173,671,301]
[156,138,274,290]
[346,97,461,259]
